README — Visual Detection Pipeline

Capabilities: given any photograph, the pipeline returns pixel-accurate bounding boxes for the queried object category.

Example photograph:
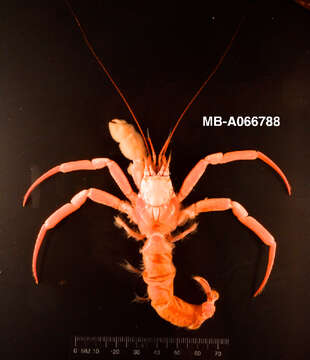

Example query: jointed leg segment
[114,216,145,241]
[169,223,198,243]
[32,188,133,284]
[178,150,291,201]
[181,198,276,297]
[23,158,137,206]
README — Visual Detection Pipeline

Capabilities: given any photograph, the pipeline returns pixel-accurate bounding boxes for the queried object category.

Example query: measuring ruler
[70,336,230,359]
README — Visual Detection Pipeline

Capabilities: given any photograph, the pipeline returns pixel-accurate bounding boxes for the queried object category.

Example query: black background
[1,0,309,359]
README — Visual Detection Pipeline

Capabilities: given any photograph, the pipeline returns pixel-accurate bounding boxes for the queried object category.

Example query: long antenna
[65,0,150,155]
[159,18,244,161]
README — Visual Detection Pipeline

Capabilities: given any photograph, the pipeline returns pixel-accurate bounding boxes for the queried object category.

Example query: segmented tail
[141,234,218,329]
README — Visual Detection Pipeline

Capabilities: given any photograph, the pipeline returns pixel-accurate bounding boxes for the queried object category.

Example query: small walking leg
[169,223,198,243]
[114,216,145,241]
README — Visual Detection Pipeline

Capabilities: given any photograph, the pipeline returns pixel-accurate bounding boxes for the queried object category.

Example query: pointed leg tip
[23,192,31,206]
[253,288,262,298]
[285,181,292,196]
[282,178,291,196]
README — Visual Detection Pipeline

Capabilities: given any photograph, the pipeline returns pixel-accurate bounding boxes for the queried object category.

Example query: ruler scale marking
[71,336,230,359]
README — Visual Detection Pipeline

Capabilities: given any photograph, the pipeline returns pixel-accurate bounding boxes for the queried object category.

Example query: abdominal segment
[141,234,217,329]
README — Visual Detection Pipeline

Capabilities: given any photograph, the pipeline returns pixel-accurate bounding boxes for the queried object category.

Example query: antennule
[147,129,157,167]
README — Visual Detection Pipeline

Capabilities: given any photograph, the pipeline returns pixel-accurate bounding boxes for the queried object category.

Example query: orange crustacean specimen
[23,2,291,329]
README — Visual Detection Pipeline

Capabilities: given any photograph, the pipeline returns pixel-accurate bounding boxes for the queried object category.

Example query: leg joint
[204,153,223,165]
[70,189,89,207]
[91,158,110,169]
[231,201,248,218]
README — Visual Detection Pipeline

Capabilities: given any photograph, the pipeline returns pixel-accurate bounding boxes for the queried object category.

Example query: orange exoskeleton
[23,2,291,329]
